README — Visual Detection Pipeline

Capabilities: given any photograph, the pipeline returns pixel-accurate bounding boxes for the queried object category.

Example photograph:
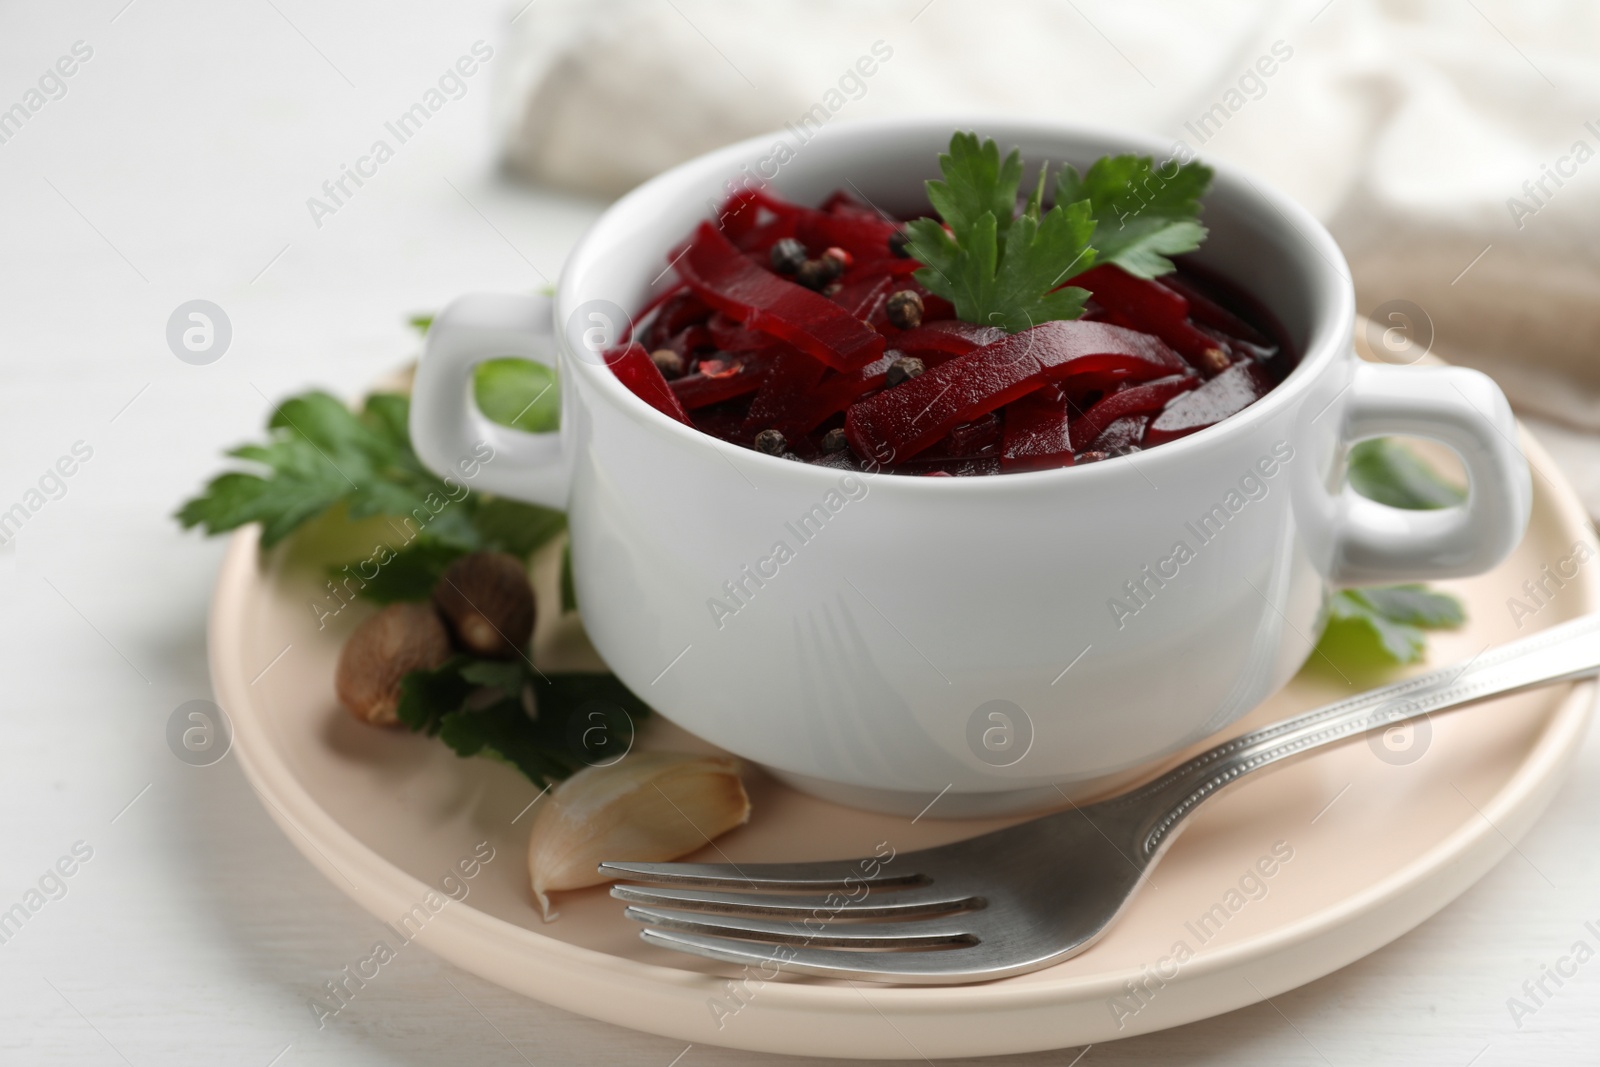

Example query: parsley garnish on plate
[174,350,638,789]
[1318,440,1468,665]
[175,387,566,599]
[904,132,1215,331]
[397,658,649,787]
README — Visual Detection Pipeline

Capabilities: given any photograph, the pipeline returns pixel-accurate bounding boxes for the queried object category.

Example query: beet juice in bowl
[409,118,1530,816]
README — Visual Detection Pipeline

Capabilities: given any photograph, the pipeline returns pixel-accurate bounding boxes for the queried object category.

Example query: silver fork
[601,613,1600,984]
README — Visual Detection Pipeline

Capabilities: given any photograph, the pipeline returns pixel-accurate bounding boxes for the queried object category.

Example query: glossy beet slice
[1161,273,1270,347]
[657,324,714,360]
[1070,374,1197,450]
[1001,385,1074,472]
[676,222,885,371]
[1073,264,1229,374]
[606,343,692,425]
[777,350,899,437]
[1089,414,1149,452]
[1145,360,1273,445]
[708,312,770,352]
[742,349,831,436]
[893,321,1008,363]
[918,412,1002,461]
[846,321,1183,462]
[670,350,777,410]
[636,288,709,349]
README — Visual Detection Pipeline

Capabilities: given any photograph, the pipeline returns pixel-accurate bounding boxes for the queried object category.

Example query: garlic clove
[527,752,750,920]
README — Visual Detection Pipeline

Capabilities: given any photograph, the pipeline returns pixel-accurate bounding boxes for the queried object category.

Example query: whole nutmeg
[336,603,452,726]
[432,551,536,659]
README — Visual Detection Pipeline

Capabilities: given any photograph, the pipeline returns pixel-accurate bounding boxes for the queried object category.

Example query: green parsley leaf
[1054,155,1213,279]
[906,133,1096,333]
[408,313,433,335]
[397,656,650,787]
[176,391,450,547]
[471,497,567,559]
[1312,439,1468,668]
[1321,585,1464,665]
[1347,438,1466,510]
[923,132,1024,240]
[473,358,560,434]
[346,541,467,604]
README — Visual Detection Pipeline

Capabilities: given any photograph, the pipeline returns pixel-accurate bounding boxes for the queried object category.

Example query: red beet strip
[676,221,885,371]
[846,320,1182,462]
[1001,386,1075,472]
[606,343,692,424]
[742,349,831,436]
[1073,265,1228,373]
[1069,373,1197,450]
[670,349,778,410]
[1145,360,1273,445]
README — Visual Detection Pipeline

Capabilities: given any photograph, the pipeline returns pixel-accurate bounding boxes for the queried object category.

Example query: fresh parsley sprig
[397,657,650,787]
[1055,154,1213,279]
[1318,440,1468,665]
[175,388,567,598]
[904,133,1215,332]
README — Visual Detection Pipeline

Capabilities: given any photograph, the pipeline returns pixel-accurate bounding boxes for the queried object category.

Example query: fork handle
[1126,612,1600,857]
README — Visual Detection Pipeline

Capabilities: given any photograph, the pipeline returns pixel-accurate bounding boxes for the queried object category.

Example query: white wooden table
[1,3,1596,1063]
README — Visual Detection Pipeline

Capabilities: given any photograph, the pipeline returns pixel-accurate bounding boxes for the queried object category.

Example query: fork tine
[637,929,1016,984]
[610,883,979,919]
[625,905,977,948]
[597,857,919,891]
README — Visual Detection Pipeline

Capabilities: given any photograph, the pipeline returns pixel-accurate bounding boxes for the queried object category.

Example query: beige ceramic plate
[211,418,1598,1060]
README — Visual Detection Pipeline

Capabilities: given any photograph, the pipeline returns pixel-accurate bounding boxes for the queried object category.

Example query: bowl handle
[409,292,570,510]
[1327,362,1532,584]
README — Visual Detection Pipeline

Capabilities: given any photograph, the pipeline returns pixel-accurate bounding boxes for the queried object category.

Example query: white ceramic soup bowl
[410,117,1530,816]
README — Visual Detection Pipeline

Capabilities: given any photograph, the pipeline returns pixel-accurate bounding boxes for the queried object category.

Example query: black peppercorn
[796,256,843,291]
[769,237,807,275]
[821,427,849,453]
[884,355,926,388]
[886,290,924,330]
[753,428,787,455]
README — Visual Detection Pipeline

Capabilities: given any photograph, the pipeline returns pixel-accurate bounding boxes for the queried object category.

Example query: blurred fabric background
[499,0,1600,514]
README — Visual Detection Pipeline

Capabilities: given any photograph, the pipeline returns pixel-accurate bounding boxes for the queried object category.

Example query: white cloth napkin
[498,0,1600,514]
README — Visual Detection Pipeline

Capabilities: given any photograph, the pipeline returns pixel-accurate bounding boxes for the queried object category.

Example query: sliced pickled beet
[833,273,896,321]
[676,221,885,371]
[777,350,899,436]
[1070,373,1197,450]
[606,343,692,424]
[636,288,710,348]
[708,312,771,352]
[1145,360,1273,445]
[893,321,1008,362]
[1073,264,1230,374]
[1089,414,1149,453]
[917,412,1002,462]
[669,349,777,410]
[1001,385,1074,472]
[742,349,831,436]
[1161,273,1270,347]
[845,320,1182,462]
[659,323,714,360]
